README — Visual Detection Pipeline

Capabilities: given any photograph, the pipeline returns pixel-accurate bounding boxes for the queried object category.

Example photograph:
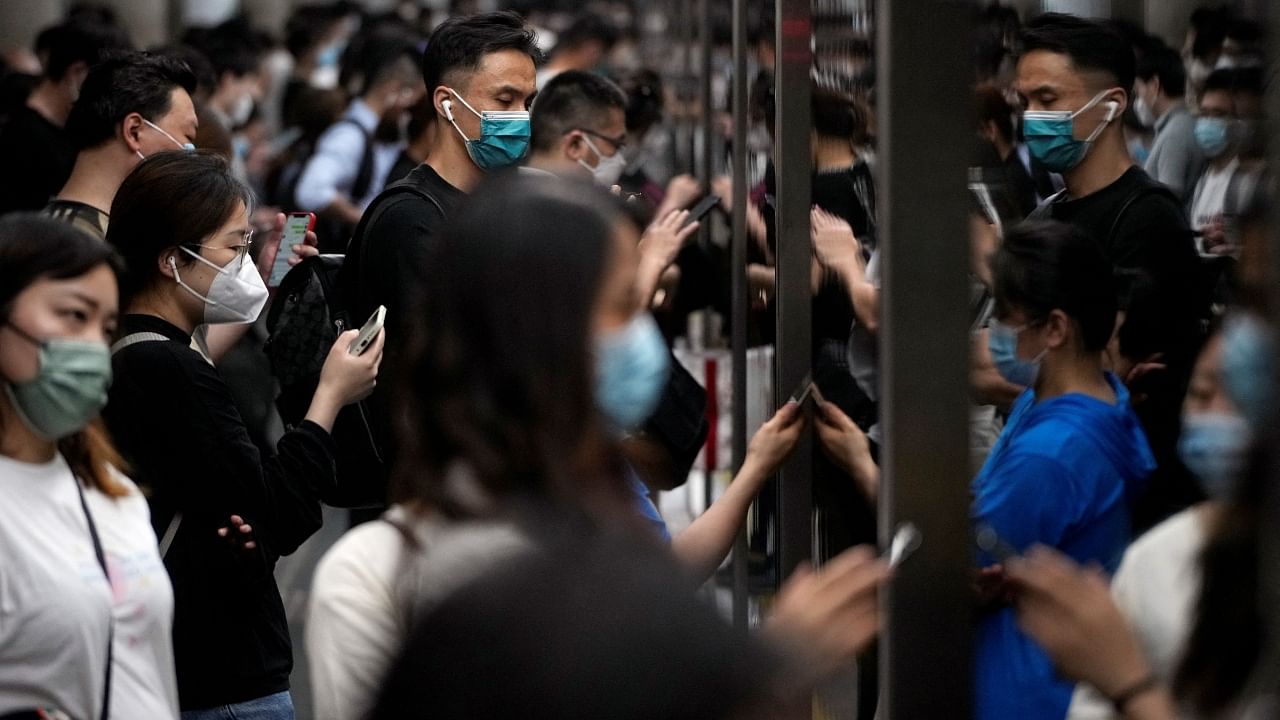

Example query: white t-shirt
[1067,506,1207,719]
[1189,158,1239,232]
[306,506,529,720]
[0,453,178,720]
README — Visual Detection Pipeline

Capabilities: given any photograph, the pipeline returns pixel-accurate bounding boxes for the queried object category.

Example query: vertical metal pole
[679,0,695,174]
[774,0,813,579]
[876,1,974,719]
[700,0,715,189]
[1260,0,1280,700]
[729,0,751,632]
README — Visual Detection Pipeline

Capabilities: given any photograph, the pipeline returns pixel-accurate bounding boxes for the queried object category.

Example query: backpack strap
[109,331,184,558]
[339,118,377,201]
[72,476,112,720]
[109,331,169,355]
[1105,180,1179,247]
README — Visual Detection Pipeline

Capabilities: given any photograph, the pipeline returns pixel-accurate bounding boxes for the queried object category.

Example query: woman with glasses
[102,151,383,720]
[973,219,1157,720]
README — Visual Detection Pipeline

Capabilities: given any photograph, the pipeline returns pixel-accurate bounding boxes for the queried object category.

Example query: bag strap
[109,331,169,355]
[72,476,112,720]
[338,118,377,201]
[110,331,184,558]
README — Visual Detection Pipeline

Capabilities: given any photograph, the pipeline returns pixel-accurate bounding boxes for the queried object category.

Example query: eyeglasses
[193,230,255,262]
[573,128,627,152]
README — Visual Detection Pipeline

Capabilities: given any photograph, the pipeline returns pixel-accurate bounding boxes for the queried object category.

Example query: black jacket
[105,314,336,710]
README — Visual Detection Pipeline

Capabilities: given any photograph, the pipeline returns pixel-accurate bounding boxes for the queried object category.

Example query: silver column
[876,1,975,718]
[774,0,813,579]
[729,0,750,632]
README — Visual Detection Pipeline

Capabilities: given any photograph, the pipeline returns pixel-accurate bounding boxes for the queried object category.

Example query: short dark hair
[106,151,253,303]
[552,13,619,55]
[38,19,133,82]
[1135,45,1186,99]
[1203,66,1263,98]
[530,70,627,153]
[420,11,541,94]
[285,4,348,59]
[992,220,1118,353]
[65,51,197,152]
[150,44,217,99]
[343,28,420,98]
[1021,12,1135,93]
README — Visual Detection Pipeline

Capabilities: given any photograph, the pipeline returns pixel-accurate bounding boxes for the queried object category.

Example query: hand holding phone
[349,306,386,356]
[268,212,316,287]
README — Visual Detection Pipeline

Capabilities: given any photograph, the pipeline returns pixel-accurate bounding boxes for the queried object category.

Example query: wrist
[1108,674,1160,715]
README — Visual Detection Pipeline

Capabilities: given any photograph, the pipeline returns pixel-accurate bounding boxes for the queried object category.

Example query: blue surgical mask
[444,88,530,171]
[1194,116,1232,157]
[1022,90,1116,173]
[1221,313,1276,430]
[1178,412,1250,501]
[594,314,670,431]
[987,318,1044,388]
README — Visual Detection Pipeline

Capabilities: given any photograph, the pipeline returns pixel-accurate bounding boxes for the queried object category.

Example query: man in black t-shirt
[1016,14,1206,531]
[341,12,539,504]
[0,19,129,215]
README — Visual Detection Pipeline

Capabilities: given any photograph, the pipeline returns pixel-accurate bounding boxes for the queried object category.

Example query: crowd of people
[0,2,1276,720]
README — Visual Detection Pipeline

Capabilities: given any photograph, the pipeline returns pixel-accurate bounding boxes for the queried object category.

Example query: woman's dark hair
[0,213,127,498]
[991,220,1118,353]
[618,68,664,135]
[812,85,869,145]
[1174,438,1269,714]
[420,11,541,94]
[106,150,254,304]
[391,175,633,520]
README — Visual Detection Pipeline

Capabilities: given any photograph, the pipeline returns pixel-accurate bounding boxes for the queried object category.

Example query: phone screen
[683,195,721,227]
[269,213,314,287]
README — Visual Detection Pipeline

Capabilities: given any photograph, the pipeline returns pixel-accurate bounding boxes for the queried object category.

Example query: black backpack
[264,181,442,507]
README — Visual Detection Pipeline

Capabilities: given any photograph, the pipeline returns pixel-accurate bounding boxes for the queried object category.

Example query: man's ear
[563,130,588,162]
[1044,309,1072,350]
[120,112,146,153]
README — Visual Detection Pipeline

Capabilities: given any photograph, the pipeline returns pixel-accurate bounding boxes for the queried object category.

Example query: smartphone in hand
[683,194,721,227]
[268,212,315,287]
[348,305,386,356]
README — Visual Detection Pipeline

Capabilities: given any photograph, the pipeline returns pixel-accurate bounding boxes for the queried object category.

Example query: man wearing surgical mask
[1187,68,1264,257]
[341,11,540,513]
[1017,13,1204,534]
[525,70,700,305]
[1134,45,1204,200]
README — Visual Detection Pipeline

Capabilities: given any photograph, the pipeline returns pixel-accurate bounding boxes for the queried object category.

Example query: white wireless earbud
[442,99,454,121]
[1104,101,1119,122]
[167,256,177,269]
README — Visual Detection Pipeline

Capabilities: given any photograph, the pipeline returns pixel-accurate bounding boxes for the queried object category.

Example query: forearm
[322,196,364,227]
[203,324,253,364]
[838,263,879,334]
[304,384,343,433]
[1120,689,1177,720]
[634,253,668,306]
[671,458,770,584]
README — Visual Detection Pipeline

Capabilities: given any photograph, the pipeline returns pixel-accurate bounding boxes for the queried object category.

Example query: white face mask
[170,248,269,325]
[578,134,626,187]
[1134,95,1155,127]
[229,93,254,127]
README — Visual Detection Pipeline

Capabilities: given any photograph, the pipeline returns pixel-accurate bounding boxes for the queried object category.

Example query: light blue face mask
[594,314,671,432]
[987,318,1045,388]
[1193,116,1232,157]
[1022,90,1117,173]
[1178,411,1250,501]
[444,88,531,171]
[1221,312,1276,430]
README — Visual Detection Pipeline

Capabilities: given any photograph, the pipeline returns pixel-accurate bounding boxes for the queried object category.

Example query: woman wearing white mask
[103,151,383,720]
[0,214,177,719]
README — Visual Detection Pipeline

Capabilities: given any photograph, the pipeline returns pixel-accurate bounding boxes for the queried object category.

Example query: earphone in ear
[1103,101,1119,122]
[442,99,454,121]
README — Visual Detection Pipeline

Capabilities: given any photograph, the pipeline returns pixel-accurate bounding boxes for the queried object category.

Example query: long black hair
[0,213,128,497]
[391,174,634,521]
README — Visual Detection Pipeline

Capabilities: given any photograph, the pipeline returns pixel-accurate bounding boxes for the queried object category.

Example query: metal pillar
[876,2,974,719]
[774,0,813,580]
[1259,0,1280,700]
[729,0,750,632]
